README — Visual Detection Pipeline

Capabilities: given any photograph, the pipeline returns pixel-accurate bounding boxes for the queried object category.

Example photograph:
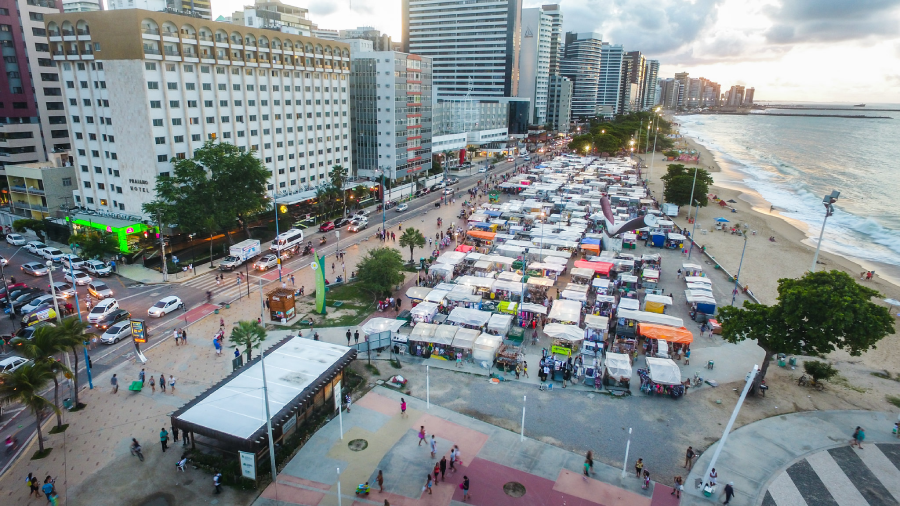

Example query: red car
[0,283,28,298]
[318,221,335,232]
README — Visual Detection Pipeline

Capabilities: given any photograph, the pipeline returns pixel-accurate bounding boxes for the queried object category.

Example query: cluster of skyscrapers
[658,73,754,110]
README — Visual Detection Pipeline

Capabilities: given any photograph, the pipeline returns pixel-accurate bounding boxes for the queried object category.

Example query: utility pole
[157,211,168,282]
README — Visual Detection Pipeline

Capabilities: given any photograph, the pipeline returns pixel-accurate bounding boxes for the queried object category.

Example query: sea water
[676,103,900,283]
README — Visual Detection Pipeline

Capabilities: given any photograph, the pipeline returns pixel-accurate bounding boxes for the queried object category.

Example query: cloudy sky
[211,0,900,103]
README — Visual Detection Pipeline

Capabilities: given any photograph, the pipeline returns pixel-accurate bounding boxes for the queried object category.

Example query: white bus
[270,228,305,253]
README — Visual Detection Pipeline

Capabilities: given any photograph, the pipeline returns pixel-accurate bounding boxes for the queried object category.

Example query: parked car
[446,177,460,185]
[253,254,279,271]
[94,309,131,331]
[0,356,30,374]
[333,217,351,228]
[318,221,336,232]
[25,241,47,255]
[21,294,65,315]
[0,283,29,301]
[524,155,531,161]
[64,270,92,286]
[83,259,112,277]
[11,292,48,314]
[6,287,40,305]
[87,281,113,299]
[6,233,26,246]
[431,182,446,191]
[61,255,86,270]
[21,305,58,327]
[12,322,53,341]
[49,281,76,299]
[21,262,49,277]
[147,296,183,317]
[100,321,132,344]
[87,298,119,324]
[40,247,65,263]
[396,203,409,212]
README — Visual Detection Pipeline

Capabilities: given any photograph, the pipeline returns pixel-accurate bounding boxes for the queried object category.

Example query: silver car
[100,321,132,344]
[21,262,49,276]
[50,281,76,298]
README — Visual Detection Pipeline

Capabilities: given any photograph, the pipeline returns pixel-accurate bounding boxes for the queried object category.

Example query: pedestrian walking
[41,477,55,502]
[440,456,447,481]
[290,274,295,286]
[139,369,145,386]
[461,475,470,502]
[181,328,187,344]
[376,469,384,492]
[214,337,222,356]
[449,447,456,472]
[430,435,437,458]
[852,426,865,448]
[159,374,166,393]
[345,394,352,412]
[418,426,426,446]
[684,446,695,469]
[642,470,651,490]
[671,476,684,498]
[433,462,440,483]
[354,330,359,344]
[160,427,169,452]
[149,375,155,393]
[523,360,529,378]
[515,363,520,379]
[169,375,176,393]
[346,329,351,346]
[583,450,593,480]
[635,458,644,478]
[27,473,40,498]
[723,482,735,504]
[172,425,179,442]
[110,373,118,393]
[401,398,407,417]
[453,445,461,465]
[173,328,180,346]
[214,470,223,494]
[424,474,432,495]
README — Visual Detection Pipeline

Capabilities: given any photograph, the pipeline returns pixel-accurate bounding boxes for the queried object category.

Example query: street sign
[131,319,147,343]
[239,451,256,480]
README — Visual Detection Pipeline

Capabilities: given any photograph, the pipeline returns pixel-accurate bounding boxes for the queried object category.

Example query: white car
[64,270,93,286]
[478,167,488,173]
[253,254,278,271]
[148,296,183,317]
[348,219,367,232]
[100,321,132,344]
[0,254,7,266]
[0,356,30,374]
[87,298,119,324]
[61,255,86,270]
[443,188,455,195]
[524,155,531,161]
[6,233,26,246]
[41,247,65,263]
[21,294,65,315]
[396,203,409,212]
[83,259,112,277]
[25,241,48,255]
[49,281,76,298]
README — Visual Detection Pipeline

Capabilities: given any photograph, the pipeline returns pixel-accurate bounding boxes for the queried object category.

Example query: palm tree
[12,326,70,428]
[0,363,58,453]
[55,316,91,408]
[399,228,426,263]
[229,321,267,361]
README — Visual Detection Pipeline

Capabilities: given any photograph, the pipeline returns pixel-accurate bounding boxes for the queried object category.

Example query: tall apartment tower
[673,72,689,108]
[46,9,351,216]
[106,0,212,20]
[230,0,313,36]
[559,32,602,118]
[518,7,551,125]
[339,27,393,51]
[62,0,101,12]
[725,85,745,106]
[403,0,523,99]
[349,50,432,181]
[546,74,571,131]
[642,60,659,109]
[623,50,645,111]
[742,87,754,106]
[542,4,563,75]
[0,0,70,166]
[597,41,623,118]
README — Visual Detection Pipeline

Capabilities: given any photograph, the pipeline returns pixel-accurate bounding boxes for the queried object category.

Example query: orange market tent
[455,244,474,253]
[467,230,496,241]
[638,324,694,344]
[580,243,601,252]
[573,260,614,275]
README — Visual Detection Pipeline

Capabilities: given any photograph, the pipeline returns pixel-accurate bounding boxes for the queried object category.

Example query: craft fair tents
[410,323,438,341]
[451,328,480,350]
[684,276,711,285]
[447,307,492,327]
[487,314,514,337]
[643,294,673,313]
[431,325,459,346]
[455,276,496,289]
[526,277,556,287]
[405,286,432,301]
[637,324,694,344]
[467,230,496,241]
[605,352,632,382]
[435,251,467,265]
[519,302,548,315]
[362,318,407,336]
[616,309,684,328]
[548,299,583,323]
[424,289,451,304]
[428,263,454,281]
[543,323,585,342]
[619,298,640,311]
[646,357,682,385]
[410,302,439,322]
[472,333,503,363]
[573,260,614,275]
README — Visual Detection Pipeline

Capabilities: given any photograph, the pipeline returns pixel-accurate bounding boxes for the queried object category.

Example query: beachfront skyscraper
[542,4,563,76]
[560,32,603,118]
[547,75,572,131]
[643,60,659,109]
[519,7,551,125]
[622,50,645,112]
[597,41,624,118]
[403,0,523,99]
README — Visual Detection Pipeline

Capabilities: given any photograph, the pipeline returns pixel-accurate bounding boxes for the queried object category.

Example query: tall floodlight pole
[731,234,748,306]
[810,191,840,272]
[701,365,758,489]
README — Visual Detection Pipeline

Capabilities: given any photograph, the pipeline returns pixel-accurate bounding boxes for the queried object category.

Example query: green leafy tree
[803,360,838,383]
[719,270,895,391]
[11,326,70,428]
[356,247,405,299]
[399,228,426,263]
[661,164,714,207]
[330,165,349,215]
[68,230,120,260]
[55,316,91,408]
[12,219,46,242]
[229,320,267,361]
[0,363,58,454]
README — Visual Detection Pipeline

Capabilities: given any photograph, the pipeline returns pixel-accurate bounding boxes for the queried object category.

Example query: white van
[88,298,119,324]
[270,228,304,253]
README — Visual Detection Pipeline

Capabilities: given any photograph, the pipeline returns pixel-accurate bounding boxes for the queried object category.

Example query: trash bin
[789,357,797,367]
[63,397,73,410]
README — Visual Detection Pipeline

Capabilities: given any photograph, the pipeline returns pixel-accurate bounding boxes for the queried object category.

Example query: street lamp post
[810,191,840,272]
[731,234,748,306]
[272,190,282,282]
[648,109,660,194]
[689,199,700,259]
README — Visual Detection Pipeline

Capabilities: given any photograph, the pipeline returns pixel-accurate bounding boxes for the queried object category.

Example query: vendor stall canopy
[646,357,683,385]
[548,298,582,322]
[362,318,407,335]
[448,307,493,327]
[543,323,584,342]
[617,309,684,328]
[638,323,694,344]
[605,352,632,381]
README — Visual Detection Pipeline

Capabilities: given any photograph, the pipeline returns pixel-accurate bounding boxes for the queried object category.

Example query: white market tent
[409,322,437,340]
[435,251,467,265]
[605,352,632,381]
[487,314,514,337]
[616,309,684,327]
[405,286,432,301]
[543,323,584,342]
[493,279,524,294]
[410,302,439,322]
[431,325,459,345]
[644,294,673,306]
[496,271,523,282]
[684,276,711,285]
[548,299,582,323]
[527,277,556,287]
[428,263,454,281]
[646,357,682,385]
[455,275,496,289]
[451,328,480,350]
[424,289,451,304]
[618,298,640,311]
[362,318,407,336]
[473,333,502,363]
[570,267,596,279]
[519,302,548,314]
[448,307,492,327]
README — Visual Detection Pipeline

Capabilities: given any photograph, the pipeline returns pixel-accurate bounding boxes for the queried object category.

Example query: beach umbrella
[715,217,730,223]
[885,298,900,315]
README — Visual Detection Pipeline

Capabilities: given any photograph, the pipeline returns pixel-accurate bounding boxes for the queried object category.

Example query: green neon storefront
[66,216,158,254]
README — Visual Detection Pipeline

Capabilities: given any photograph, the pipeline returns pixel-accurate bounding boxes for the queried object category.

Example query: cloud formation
[764,0,900,44]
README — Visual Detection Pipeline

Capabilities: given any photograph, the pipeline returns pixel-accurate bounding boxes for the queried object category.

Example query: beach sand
[642,127,900,407]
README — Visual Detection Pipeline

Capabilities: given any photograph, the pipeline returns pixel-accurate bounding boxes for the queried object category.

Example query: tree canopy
[68,229,120,260]
[0,362,57,453]
[399,228,426,263]
[229,320,267,361]
[12,219,45,241]
[719,270,895,390]
[567,112,675,155]
[356,247,405,298]
[661,164,714,207]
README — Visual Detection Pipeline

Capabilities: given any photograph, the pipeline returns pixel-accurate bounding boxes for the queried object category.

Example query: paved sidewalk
[680,410,900,506]
[254,387,680,506]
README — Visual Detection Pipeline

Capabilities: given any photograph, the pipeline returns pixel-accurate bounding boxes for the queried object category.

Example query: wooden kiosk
[266,287,297,323]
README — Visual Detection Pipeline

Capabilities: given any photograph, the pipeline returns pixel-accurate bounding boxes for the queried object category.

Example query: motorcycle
[320,237,327,245]
[302,244,313,256]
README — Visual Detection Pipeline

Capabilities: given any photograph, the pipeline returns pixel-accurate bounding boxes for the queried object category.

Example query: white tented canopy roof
[406,286,432,300]
[432,283,457,292]
[619,274,639,283]
[487,314,514,334]
[642,269,660,280]
[646,357,682,385]
[592,278,610,289]
[451,328,480,350]
[596,295,616,303]
[428,263,454,279]
[362,318,407,336]
[472,333,502,362]
[493,279,524,294]
[686,283,715,293]
[570,267,596,278]
[548,299,582,322]
[685,276,712,285]
[644,294,673,306]
[527,277,556,287]
[561,290,587,302]
[431,325,459,345]
[584,314,609,329]
[410,302,439,319]
[519,302,548,314]
[435,251,467,265]
[543,323,584,342]
[455,275,495,289]
[667,233,686,241]
[685,291,717,304]
[465,252,485,262]
[448,307,492,327]
[496,271,523,282]
[683,263,704,272]
[528,262,566,272]
[410,322,438,340]
[444,290,483,303]
[618,298,640,311]
[473,260,494,270]
[605,352,632,381]
[424,289,451,304]
[616,309,684,327]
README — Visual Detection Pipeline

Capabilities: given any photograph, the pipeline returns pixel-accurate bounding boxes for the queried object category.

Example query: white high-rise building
[547,75,571,132]
[350,51,433,181]
[542,4,563,76]
[231,0,313,36]
[63,0,101,12]
[642,60,659,110]
[518,7,551,125]
[403,0,523,99]
[46,9,351,217]
[597,42,624,118]
[559,32,602,118]
[106,0,212,20]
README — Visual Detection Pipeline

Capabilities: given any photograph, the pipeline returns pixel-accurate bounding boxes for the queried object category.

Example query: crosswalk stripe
[768,469,809,506]
[806,450,868,506]
[858,445,900,503]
